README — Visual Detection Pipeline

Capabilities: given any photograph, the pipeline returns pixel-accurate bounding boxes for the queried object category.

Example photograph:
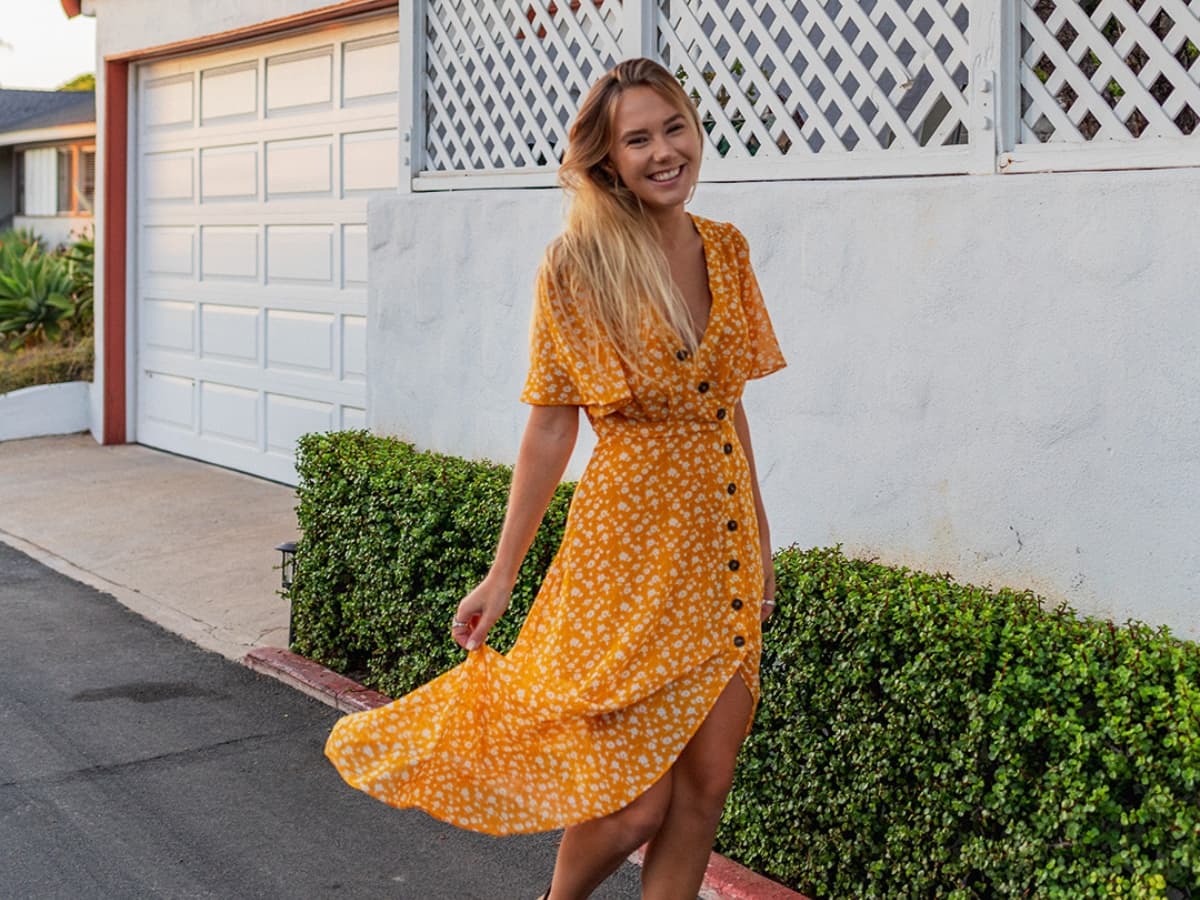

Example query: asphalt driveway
[0,541,642,899]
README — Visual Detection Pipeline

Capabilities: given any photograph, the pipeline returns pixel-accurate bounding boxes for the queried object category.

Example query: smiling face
[607,85,702,218]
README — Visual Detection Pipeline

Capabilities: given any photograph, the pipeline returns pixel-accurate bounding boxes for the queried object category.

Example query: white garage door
[135,17,398,483]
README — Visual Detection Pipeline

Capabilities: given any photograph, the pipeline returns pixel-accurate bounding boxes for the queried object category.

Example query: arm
[733,402,777,622]
[454,403,580,650]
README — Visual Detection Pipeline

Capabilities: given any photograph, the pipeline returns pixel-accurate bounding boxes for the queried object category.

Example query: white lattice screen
[657,0,972,159]
[423,0,624,171]
[1020,0,1199,143]
[414,0,1200,181]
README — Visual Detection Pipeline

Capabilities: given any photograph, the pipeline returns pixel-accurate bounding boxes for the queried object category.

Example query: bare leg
[547,771,674,900]
[640,675,754,900]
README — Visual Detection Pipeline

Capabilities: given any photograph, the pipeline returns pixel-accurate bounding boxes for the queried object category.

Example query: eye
[668,122,686,134]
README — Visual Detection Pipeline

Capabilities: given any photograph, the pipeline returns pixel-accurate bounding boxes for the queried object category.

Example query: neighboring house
[0,88,95,246]
[71,0,1200,641]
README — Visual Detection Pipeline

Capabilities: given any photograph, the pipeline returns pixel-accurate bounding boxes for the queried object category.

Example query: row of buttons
[679,353,748,654]
[702,375,745,652]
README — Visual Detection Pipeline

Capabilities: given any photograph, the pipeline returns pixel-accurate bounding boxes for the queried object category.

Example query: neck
[650,207,696,250]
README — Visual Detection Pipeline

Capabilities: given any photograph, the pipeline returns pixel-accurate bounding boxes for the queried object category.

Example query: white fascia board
[0,122,96,149]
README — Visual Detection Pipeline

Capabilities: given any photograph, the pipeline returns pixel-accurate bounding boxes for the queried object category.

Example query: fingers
[466,608,501,652]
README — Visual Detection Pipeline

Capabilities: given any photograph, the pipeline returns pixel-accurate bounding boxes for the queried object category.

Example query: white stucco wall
[93,0,337,56]
[369,167,1200,642]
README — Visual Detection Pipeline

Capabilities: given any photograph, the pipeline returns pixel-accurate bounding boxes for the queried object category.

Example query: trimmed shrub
[291,430,1200,898]
[291,430,573,697]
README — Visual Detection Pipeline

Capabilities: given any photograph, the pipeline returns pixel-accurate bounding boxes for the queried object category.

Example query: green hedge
[292,430,1200,898]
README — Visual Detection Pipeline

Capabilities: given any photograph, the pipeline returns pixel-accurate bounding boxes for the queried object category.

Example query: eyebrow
[619,112,687,141]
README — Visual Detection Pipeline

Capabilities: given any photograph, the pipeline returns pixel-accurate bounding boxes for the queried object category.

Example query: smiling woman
[325,58,787,900]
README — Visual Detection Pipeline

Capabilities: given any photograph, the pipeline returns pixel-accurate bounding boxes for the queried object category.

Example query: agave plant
[61,233,95,333]
[0,245,77,349]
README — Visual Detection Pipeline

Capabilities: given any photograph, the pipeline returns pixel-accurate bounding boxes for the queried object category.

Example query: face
[607,85,701,216]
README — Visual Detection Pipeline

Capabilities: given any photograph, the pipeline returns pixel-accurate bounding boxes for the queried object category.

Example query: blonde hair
[545,57,704,370]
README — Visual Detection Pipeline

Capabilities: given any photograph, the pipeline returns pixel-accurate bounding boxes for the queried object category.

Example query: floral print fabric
[325,215,786,835]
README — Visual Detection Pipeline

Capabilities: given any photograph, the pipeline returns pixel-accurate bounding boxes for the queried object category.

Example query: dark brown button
[716,408,727,420]
[729,559,740,571]
[727,483,736,494]
[676,349,688,361]
[727,520,737,531]
[723,442,733,454]
[698,381,709,393]
[733,635,746,648]
[731,598,743,610]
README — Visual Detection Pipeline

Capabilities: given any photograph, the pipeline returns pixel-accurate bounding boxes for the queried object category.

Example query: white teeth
[650,167,682,182]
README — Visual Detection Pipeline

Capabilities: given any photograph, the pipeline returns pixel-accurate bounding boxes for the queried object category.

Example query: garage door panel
[144,74,194,129]
[141,298,195,354]
[266,310,333,375]
[342,316,366,381]
[200,145,258,201]
[266,137,332,197]
[143,151,195,202]
[266,47,333,115]
[200,382,260,446]
[342,224,367,285]
[266,393,334,454]
[200,63,258,124]
[266,225,332,283]
[142,226,195,277]
[137,17,394,483]
[142,372,195,429]
[342,130,398,193]
[343,34,398,103]
[200,304,259,364]
[200,226,259,281]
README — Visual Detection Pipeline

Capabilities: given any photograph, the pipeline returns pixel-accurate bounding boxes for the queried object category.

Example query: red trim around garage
[101,59,128,445]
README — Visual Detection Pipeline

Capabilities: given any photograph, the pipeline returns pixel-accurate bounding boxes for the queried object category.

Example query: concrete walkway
[0,434,295,660]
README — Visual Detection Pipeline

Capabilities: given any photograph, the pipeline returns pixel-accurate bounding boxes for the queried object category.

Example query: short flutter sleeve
[519,264,632,415]
[731,228,787,380]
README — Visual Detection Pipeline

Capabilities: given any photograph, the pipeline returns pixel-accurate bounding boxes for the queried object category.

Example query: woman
[325,58,786,899]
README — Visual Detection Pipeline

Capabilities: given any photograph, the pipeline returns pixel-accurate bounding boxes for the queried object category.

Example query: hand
[760,549,777,624]
[452,574,512,651]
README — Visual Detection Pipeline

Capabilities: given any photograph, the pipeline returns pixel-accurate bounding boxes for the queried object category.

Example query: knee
[675,759,737,816]
[610,790,670,848]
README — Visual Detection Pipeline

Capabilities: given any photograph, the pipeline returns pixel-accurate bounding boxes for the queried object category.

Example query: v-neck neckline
[686,212,718,355]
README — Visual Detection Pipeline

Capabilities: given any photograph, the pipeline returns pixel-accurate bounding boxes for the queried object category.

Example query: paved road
[0,542,642,899]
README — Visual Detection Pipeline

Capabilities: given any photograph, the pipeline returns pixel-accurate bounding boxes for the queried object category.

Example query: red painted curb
[244,646,809,900]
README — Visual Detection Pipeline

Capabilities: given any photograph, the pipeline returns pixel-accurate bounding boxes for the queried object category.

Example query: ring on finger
[451,619,469,630]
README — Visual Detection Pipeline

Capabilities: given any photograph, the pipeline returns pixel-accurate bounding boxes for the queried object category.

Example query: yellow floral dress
[325,214,786,835]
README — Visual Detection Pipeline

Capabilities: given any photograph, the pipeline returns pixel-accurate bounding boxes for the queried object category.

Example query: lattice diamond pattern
[656,0,972,158]
[1020,0,1200,142]
[424,0,624,170]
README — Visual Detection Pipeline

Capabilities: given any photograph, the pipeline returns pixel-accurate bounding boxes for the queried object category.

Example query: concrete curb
[244,647,810,900]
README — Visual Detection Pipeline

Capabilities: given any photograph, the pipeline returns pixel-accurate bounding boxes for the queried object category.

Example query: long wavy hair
[545,58,705,370]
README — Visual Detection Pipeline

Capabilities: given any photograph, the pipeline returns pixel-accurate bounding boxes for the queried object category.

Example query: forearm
[489,404,579,587]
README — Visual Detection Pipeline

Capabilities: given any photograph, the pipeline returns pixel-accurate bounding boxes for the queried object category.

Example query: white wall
[369,167,1200,642]
[13,215,92,249]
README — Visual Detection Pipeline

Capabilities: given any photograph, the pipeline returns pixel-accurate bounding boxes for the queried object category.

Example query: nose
[649,134,674,160]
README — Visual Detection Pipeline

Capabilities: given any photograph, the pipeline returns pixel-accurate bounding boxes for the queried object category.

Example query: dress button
[723,442,733,454]
[676,349,688,361]
[733,635,746,648]
[727,520,737,531]
[698,381,709,393]
[729,559,740,571]
[731,598,743,610]
[727,483,736,495]
[716,408,727,420]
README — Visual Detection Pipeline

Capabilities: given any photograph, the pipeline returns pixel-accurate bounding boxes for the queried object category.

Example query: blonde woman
[325,58,786,900]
